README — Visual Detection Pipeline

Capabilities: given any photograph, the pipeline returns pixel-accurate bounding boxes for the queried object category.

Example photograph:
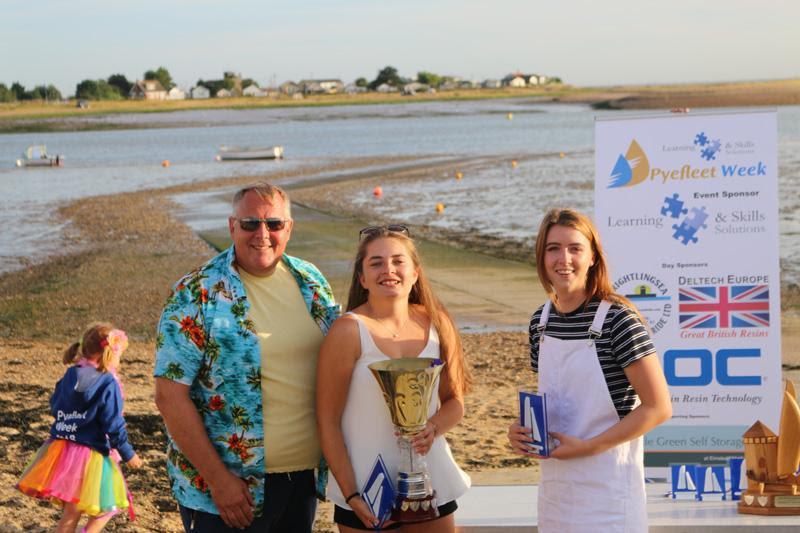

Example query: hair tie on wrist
[345,491,360,504]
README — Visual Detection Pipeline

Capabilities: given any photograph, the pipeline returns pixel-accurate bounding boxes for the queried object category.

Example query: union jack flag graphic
[679,285,769,329]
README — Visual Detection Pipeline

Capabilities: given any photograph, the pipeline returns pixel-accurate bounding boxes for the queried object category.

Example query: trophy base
[738,489,800,515]
[392,491,439,523]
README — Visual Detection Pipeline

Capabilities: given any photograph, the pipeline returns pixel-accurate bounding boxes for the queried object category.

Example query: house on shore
[375,83,397,93]
[402,82,430,96]
[279,81,301,95]
[343,84,367,94]
[166,87,186,100]
[299,79,344,94]
[243,84,267,97]
[215,88,232,98]
[527,74,550,85]
[190,85,210,99]
[129,79,167,100]
[502,73,527,88]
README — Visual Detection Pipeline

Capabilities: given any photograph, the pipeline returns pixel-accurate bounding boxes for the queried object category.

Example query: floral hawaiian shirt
[154,246,339,515]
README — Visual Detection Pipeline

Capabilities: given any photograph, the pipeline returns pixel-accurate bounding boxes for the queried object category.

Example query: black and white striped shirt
[529,298,656,419]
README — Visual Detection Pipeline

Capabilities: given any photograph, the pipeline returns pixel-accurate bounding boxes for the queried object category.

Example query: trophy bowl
[368,357,444,523]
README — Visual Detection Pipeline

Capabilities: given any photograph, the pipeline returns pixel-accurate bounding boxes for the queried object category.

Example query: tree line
[1,65,561,103]
[0,67,174,102]
[0,83,62,102]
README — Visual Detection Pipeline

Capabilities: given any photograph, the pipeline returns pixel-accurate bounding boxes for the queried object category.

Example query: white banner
[594,109,781,468]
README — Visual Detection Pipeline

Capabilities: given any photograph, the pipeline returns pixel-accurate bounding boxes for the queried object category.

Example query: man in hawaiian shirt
[155,183,338,532]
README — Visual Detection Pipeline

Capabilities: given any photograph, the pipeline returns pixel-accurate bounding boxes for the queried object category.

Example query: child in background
[17,323,142,533]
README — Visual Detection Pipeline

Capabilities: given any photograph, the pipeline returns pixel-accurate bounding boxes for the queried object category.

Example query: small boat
[217,145,284,161]
[15,145,63,168]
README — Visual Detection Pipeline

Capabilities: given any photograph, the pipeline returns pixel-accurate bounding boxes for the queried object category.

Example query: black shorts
[333,499,457,530]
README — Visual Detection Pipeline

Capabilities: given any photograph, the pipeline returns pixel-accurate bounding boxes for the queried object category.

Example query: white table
[455,483,800,532]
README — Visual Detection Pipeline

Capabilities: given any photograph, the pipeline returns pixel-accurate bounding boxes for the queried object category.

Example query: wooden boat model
[217,145,284,161]
[15,144,63,167]
[739,380,800,515]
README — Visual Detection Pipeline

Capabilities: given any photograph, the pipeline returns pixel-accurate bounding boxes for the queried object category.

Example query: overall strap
[588,300,613,339]
[536,300,553,334]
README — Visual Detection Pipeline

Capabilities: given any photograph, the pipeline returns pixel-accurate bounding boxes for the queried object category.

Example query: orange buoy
[162,160,170,167]
[511,160,518,168]
[435,203,445,213]
[559,152,565,158]
[455,171,463,180]
[507,112,513,120]
[373,186,383,198]
[214,155,222,161]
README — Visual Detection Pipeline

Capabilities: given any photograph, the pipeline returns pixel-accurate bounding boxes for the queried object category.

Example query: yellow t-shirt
[239,261,325,473]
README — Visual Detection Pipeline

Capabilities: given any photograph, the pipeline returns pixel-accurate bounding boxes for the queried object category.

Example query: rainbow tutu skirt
[16,439,133,518]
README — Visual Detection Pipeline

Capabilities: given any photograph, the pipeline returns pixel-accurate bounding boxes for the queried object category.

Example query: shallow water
[1,100,798,285]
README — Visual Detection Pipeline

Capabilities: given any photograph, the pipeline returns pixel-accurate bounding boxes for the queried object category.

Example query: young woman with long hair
[317,225,471,532]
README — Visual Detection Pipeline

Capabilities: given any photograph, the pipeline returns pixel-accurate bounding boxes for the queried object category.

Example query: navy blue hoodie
[49,365,135,462]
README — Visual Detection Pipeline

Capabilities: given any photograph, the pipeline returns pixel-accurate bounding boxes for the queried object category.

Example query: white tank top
[327,313,471,508]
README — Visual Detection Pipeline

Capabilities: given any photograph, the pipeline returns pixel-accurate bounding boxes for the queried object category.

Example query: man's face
[228,191,293,276]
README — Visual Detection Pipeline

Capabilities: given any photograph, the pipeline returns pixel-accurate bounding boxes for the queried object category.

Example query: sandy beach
[1,155,798,531]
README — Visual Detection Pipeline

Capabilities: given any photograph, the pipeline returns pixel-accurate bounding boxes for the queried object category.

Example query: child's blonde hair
[63,322,128,373]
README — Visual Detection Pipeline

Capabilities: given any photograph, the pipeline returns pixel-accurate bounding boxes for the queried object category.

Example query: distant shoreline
[1,78,798,134]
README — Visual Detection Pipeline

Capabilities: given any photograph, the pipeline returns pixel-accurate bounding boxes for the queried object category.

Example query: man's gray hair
[232,183,292,218]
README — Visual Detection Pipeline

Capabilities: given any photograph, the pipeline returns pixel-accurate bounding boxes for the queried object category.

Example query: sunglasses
[235,217,288,232]
[359,224,411,240]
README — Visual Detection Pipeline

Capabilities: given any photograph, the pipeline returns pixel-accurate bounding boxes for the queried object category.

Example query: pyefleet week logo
[613,272,671,334]
[608,131,766,188]
[608,140,650,188]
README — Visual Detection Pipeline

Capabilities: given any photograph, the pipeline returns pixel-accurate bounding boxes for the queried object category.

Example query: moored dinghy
[217,145,284,161]
[15,145,64,167]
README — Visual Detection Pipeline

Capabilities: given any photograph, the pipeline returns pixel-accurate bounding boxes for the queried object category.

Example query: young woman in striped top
[507,208,672,532]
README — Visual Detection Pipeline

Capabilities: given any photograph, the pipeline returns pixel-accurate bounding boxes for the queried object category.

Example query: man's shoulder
[282,254,328,284]
[173,247,234,289]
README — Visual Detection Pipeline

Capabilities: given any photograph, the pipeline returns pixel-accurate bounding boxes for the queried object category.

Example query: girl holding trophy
[508,209,672,532]
[317,225,471,532]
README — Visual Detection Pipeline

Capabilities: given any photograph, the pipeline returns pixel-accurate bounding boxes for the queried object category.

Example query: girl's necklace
[372,312,410,338]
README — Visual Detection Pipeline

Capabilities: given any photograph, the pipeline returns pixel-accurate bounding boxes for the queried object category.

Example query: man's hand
[126,453,143,469]
[156,378,255,527]
[208,470,255,529]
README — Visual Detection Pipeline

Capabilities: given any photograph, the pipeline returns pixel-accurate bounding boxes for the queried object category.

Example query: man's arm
[155,378,254,529]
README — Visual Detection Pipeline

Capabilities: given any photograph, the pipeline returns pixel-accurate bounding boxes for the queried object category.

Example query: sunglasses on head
[235,217,288,232]
[359,224,410,240]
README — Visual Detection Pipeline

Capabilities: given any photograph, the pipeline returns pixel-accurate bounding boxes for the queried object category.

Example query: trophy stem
[393,433,439,523]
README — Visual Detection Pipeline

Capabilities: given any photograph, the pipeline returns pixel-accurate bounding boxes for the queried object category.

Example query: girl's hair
[347,230,472,398]
[535,208,642,315]
[63,322,125,373]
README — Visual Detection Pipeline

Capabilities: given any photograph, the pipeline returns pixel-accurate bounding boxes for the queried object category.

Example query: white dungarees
[536,300,647,533]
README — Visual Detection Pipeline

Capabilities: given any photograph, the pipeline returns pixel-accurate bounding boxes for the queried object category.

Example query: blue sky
[2,0,797,96]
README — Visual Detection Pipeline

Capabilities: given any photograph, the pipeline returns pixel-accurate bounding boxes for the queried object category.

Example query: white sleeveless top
[327,313,471,508]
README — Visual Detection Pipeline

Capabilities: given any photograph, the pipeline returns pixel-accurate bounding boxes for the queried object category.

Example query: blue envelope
[362,454,396,529]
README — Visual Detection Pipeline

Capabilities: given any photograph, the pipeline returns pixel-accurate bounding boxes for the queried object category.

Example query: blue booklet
[519,390,549,457]
[362,454,395,529]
